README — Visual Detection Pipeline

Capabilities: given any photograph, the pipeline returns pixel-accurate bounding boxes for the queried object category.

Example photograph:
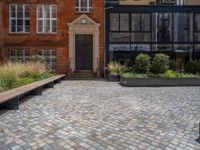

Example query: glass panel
[37,6,43,18]
[10,5,16,17]
[110,13,119,31]
[173,13,193,42]
[131,33,150,42]
[195,44,200,52]
[17,5,23,18]
[109,44,131,51]
[141,14,150,31]
[51,6,57,18]
[131,14,140,31]
[109,33,130,42]
[120,14,129,31]
[152,13,172,42]
[152,44,172,52]
[24,5,30,18]
[174,44,193,52]
[131,44,151,52]
[195,33,200,42]
[195,14,200,31]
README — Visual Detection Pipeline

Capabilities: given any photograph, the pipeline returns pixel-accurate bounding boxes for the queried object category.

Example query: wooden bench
[0,75,66,110]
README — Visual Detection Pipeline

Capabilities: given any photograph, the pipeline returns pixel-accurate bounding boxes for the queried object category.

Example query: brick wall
[1,0,104,75]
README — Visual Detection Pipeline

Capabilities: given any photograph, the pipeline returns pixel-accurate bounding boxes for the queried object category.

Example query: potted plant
[107,61,126,82]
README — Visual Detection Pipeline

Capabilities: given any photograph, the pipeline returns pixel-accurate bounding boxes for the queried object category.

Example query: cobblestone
[0,80,200,150]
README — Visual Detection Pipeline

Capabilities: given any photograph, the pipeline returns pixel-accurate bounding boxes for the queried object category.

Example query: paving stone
[0,81,199,149]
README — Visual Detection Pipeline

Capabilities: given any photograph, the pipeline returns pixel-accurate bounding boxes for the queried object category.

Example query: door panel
[75,34,93,70]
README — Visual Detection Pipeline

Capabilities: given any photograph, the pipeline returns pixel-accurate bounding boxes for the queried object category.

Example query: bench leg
[30,87,42,95]
[54,79,61,83]
[0,97,19,110]
[45,82,54,88]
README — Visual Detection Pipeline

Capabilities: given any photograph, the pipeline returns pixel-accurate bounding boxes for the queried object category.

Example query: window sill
[36,33,57,35]
[8,32,30,35]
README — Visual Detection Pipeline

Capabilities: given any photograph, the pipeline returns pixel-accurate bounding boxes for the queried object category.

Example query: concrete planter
[120,76,200,87]
[107,74,120,82]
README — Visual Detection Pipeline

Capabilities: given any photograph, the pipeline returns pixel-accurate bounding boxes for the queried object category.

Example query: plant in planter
[107,61,126,81]
[134,54,151,73]
[151,53,170,74]
[186,60,200,74]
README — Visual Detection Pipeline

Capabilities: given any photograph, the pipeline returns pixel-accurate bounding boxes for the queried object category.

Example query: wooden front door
[75,34,93,70]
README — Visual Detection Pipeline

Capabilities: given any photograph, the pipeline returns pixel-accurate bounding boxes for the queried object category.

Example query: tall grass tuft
[0,61,52,91]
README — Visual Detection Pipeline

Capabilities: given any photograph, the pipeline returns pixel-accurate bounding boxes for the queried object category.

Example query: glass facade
[106,6,200,63]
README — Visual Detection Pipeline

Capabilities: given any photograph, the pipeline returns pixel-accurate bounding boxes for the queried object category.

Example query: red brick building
[0,0,104,76]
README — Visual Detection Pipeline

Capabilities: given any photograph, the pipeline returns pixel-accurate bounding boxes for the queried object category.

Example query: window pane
[141,14,150,31]
[131,33,150,42]
[132,14,140,31]
[120,14,129,31]
[153,13,172,42]
[195,14,200,31]
[51,6,57,18]
[25,5,30,18]
[132,44,151,52]
[37,6,43,18]
[195,33,200,42]
[10,5,16,17]
[109,44,130,52]
[81,0,87,7]
[174,44,193,52]
[152,44,172,52]
[110,13,119,31]
[109,33,130,42]
[11,20,16,32]
[174,13,193,42]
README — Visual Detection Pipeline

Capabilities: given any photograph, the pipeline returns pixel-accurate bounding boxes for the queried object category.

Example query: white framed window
[76,0,93,13]
[9,4,30,33]
[37,49,57,70]
[37,5,57,33]
[9,49,29,62]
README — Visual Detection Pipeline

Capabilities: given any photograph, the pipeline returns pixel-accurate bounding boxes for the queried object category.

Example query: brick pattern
[0,0,104,75]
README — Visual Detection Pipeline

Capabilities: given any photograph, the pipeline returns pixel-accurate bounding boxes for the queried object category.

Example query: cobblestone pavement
[0,80,200,150]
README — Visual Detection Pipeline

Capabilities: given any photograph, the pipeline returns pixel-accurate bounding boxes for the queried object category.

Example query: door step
[70,70,96,80]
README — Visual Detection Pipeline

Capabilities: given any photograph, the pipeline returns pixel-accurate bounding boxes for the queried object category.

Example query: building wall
[1,0,104,75]
[119,0,156,5]
[185,0,200,5]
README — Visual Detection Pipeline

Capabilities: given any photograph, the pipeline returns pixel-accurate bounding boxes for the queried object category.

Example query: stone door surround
[67,14,100,72]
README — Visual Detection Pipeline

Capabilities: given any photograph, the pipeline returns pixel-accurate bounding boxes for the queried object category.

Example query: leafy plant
[151,54,170,74]
[169,59,178,71]
[107,61,126,75]
[134,54,151,73]
[164,70,178,78]
[122,73,149,78]
[186,60,200,74]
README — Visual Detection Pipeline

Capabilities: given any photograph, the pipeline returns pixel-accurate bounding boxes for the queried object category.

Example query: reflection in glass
[109,33,130,42]
[173,13,193,42]
[152,13,172,42]
[174,44,193,52]
[152,44,172,52]
[131,44,151,51]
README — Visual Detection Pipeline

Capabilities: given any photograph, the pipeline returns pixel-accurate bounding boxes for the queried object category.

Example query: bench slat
[0,75,65,104]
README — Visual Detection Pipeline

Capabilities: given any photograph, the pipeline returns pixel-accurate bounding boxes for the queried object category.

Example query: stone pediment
[68,14,100,27]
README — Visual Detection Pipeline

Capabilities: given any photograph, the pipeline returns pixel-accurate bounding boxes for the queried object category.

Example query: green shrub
[164,70,178,78]
[0,87,4,93]
[0,73,16,90]
[31,72,52,81]
[151,54,170,74]
[177,73,199,78]
[169,59,178,71]
[122,73,149,78]
[134,54,151,73]
[14,77,35,87]
[186,60,200,74]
